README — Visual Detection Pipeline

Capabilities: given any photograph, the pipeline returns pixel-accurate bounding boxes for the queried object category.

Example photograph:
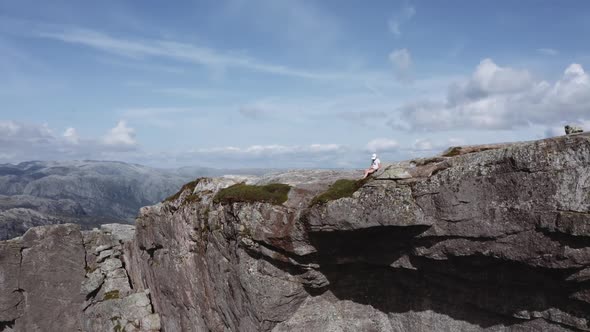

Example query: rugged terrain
[0,160,268,240]
[1,133,590,331]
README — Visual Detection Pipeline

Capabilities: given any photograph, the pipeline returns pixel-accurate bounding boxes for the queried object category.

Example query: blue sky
[1,0,589,168]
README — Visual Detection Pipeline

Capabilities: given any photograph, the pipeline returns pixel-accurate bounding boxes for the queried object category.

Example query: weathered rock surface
[0,224,160,331]
[2,133,590,331]
[127,133,590,331]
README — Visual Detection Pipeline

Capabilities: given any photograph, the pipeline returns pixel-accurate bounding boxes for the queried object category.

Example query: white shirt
[371,158,381,170]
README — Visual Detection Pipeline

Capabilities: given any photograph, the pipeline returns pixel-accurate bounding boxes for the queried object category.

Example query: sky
[1,0,590,169]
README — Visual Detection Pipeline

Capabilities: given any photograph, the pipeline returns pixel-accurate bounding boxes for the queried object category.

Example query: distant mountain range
[0,160,269,240]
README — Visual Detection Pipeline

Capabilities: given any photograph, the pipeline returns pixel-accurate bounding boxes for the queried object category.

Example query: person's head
[371,153,377,160]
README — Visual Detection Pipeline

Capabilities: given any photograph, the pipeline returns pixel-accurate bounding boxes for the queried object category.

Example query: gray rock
[565,124,584,134]
[14,224,86,332]
[127,134,590,332]
[0,239,23,323]
[0,223,161,331]
[3,134,590,331]
[81,268,105,295]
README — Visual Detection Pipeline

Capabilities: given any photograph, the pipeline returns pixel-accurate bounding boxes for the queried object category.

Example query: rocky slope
[0,223,160,331]
[0,160,268,240]
[1,133,589,331]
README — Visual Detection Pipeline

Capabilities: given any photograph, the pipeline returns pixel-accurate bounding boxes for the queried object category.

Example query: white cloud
[39,28,335,80]
[197,143,344,156]
[412,137,465,152]
[389,48,413,82]
[186,143,352,168]
[63,127,79,144]
[537,48,559,56]
[387,4,416,37]
[0,121,54,144]
[366,138,399,152]
[102,121,137,147]
[0,121,20,136]
[413,138,433,151]
[544,125,564,138]
[448,58,533,103]
[0,121,140,163]
[391,60,590,131]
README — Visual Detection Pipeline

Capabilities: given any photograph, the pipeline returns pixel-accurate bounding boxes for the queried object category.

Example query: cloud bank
[0,120,139,162]
[390,59,590,131]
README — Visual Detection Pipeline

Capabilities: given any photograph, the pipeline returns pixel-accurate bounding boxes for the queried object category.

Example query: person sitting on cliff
[363,154,381,179]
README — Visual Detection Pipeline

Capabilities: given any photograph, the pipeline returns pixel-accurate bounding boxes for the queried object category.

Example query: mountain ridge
[0,160,271,240]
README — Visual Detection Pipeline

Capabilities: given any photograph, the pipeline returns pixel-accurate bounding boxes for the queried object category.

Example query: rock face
[124,133,590,331]
[1,133,590,331]
[565,125,584,135]
[0,224,160,331]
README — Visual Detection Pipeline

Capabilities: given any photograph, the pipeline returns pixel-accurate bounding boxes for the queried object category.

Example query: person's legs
[363,168,376,179]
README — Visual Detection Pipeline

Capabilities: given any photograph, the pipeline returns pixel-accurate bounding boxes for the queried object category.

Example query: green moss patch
[442,146,462,157]
[164,178,203,202]
[214,183,291,205]
[310,178,369,206]
[104,290,120,300]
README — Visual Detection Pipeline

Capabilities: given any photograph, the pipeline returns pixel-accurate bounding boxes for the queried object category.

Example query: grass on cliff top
[310,178,369,207]
[164,178,202,203]
[213,183,291,205]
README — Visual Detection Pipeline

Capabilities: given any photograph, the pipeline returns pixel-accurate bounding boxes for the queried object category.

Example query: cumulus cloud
[412,137,465,152]
[388,4,415,37]
[389,48,413,82]
[102,121,137,147]
[413,138,433,151]
[0,121,54,144]
[0,121,20,136]
[391,59,590,131]
[63,127,79,144]
[366,138,399,152]
[0,120,139,163]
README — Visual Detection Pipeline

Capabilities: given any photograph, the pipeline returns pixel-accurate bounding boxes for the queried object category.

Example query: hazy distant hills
[0,160,269,240]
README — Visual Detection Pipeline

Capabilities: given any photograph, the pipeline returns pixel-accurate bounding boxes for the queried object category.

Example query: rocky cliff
[1,133,590,331]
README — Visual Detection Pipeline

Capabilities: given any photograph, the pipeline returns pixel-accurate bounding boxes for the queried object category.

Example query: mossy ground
[310,178,370,206]
[442,146,462,157]
[213,183,291,205]
[104,290,120,300]
[164,178,203,202]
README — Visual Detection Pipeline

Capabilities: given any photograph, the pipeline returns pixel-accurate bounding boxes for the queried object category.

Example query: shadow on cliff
[305,226,590,330]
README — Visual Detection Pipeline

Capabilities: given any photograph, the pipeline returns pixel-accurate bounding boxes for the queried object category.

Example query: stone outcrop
[124,133,590,331]
[566,125,584,135]
[0,224,160,332]
[1,133,590,331]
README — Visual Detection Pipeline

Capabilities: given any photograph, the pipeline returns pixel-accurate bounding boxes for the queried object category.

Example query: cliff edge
[1,133,590,331]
